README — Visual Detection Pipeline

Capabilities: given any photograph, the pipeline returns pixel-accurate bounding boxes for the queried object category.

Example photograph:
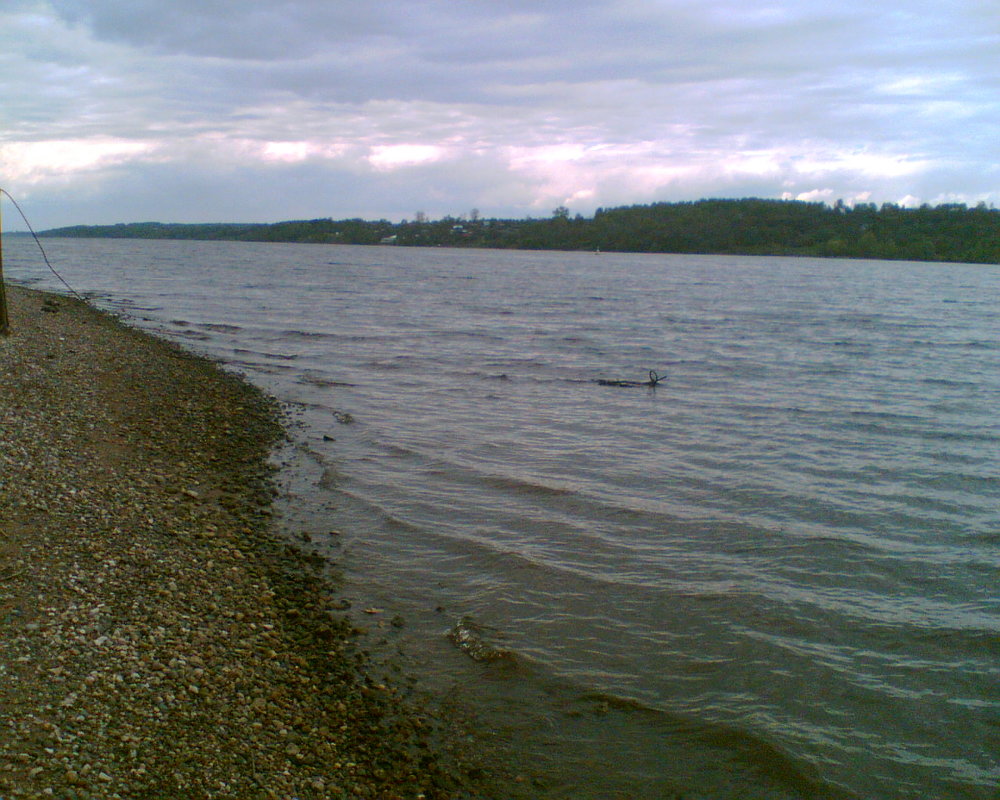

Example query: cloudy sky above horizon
[2,0,998,229]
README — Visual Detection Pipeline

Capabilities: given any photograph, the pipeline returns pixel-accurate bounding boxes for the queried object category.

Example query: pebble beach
[0,286,494,800]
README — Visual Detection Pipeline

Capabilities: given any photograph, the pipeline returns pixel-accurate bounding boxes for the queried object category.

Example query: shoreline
[0,286,495,799]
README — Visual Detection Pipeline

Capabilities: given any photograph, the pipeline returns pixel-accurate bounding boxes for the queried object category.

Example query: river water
[6,237,999,799]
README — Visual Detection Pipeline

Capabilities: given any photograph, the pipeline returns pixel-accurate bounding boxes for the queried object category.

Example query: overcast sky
[2,0,998,228]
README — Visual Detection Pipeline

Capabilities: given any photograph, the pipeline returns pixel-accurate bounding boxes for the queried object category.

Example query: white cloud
[367,145,446,171]
[793,152,931,180]
[0,138,152,184]
[793,189,835,203]
[261,142,313,163]
[0,0,997,227]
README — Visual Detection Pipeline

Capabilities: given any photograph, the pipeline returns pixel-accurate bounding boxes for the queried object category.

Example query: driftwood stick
[596,369,663,388]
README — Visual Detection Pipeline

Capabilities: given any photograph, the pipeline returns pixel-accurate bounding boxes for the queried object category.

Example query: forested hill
[41,198,1000,264]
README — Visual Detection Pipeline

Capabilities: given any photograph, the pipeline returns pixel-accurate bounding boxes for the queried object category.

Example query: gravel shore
[0,286,493,799]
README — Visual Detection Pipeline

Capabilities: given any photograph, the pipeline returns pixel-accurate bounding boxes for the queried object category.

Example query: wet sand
[0,286,496,799]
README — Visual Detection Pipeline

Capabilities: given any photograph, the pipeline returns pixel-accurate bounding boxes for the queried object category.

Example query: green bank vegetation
[41,198,1000,264]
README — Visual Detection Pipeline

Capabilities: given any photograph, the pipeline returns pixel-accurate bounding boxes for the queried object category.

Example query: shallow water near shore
[7,237,999,798]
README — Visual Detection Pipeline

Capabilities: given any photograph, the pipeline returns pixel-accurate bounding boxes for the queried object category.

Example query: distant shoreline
[37,197,1000,265]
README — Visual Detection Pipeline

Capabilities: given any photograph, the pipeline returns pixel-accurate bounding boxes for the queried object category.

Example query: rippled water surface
[8,238,999,798]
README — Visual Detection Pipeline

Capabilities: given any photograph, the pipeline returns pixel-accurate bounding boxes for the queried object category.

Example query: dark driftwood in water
[596,369,663,388]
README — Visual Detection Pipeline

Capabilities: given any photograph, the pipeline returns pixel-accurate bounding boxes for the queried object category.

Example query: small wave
[848,410,924,422]
[912,628,1000,663]
[836,419,1000,445]
[195,322,243,334]
[366,356,416,370]
[576,691,853,799]
[297,374,358,388]
[428,329,506,343]
[232,347,298,361]
[228,359,297,374]
[110,300,164,312]
[921,449,988,466]
[919,428,1000,445]
[959,530,1000,545]
[921,377,979,388]
[280,328,337,340]
[448,616,517,664]
[480,473,575,498]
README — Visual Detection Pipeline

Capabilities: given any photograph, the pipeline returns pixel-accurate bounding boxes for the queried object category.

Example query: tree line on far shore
[40,198,1000,264]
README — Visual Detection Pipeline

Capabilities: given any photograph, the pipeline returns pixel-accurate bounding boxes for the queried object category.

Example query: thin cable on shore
[1,188,86,302]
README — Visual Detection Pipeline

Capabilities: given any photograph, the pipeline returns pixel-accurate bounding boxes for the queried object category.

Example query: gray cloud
[2,0,998,228]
